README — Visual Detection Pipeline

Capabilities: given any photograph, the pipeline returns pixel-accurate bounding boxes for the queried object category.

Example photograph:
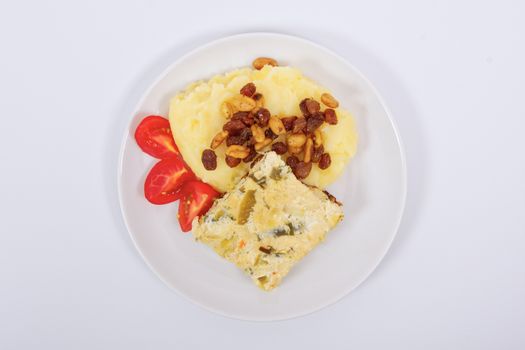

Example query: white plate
[118,33,406,321]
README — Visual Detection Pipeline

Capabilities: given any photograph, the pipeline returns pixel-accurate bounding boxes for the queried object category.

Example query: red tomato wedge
[135,115,179,159]
[178,181,220,232]
[144,158,195,205]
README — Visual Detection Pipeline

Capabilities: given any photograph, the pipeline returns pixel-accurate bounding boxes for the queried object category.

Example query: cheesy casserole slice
[192,151,344,290]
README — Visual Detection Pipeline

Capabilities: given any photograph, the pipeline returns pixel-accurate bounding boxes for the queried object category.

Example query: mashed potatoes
[169,65,357,192]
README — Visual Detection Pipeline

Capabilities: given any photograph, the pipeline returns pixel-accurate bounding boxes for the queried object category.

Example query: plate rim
[117,31,407,321]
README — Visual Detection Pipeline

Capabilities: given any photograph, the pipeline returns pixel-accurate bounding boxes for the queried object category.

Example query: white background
[1,0,524,349]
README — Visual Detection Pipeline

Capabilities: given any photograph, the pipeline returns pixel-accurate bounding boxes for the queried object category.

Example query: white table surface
[1,1,524,349]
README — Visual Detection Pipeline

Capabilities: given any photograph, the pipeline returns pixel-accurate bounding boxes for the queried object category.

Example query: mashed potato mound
[169,65,357,192]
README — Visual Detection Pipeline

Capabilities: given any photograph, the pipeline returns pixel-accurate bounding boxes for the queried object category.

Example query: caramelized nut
[293,161,312,179]
[303,137,313,163]
[269,116,285,135]
[288,145,303,154]
[313,129,323,148]
[230,95,256,112]
[312,144,324,163]
[225,155,241,168]
[271,142,287,155]
[286,133,307,148]
[221,101,234,118]
[211,130,228,149]
[201,149,217,170]
[240,82,256,97]
[254,138,272,151]
[324,108,338,125]
[281,116,297,131]
[319,153,331,169]
[292,117,306,133]
[252,57,278,70]
[226,145,251,159]
[321,93,339,108]
[251,125,265,143]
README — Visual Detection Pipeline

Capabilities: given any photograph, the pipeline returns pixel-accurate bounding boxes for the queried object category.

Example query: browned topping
[269,116,286,135]
[286,155,299,169]
[319,153,331,169]
[240,82,256,97]
[252,57,278,70]
[321,93,339,108]
[251,124,265,143]
[303,137,313,163]
[324,108,338,125]
[223,119,246,136]
[226,145,251,159]
[305,98,321,114]
[292,117,306,133]
[313,129,323,148]
[259,246,273,254]
[281,116,297,131]
[271,142,287,155]
[312,144,324,163]
[255,108,270,127]
[286,133,306,148]
[201,149,217,170]
[306,113,324,134]
[254,138,272,151]
[243,146,257,163]
[231,95,257,112]
[265,128,278,140]
[225,155,241,168]
[299,99,309,115]
[211,130,229,149]
[293,161,312,179]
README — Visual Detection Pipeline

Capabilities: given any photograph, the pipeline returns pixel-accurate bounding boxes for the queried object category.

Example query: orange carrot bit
[239,240,246,248]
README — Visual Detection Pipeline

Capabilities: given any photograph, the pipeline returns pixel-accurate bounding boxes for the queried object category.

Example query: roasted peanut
[254,138,272,151]
[321,93,339,108]
[288,145,303,154]
[269,116,286,135]
[226,145,251,159]
[313,129,323,148]
[240,82,256,97]
[286,133,307,148]
[303,137,314,163]
[221,101,234,118]
[230,95,256,112]
[201,149,217,170]
[251,124,265,143]
[252,57,278,70]
[211,130,228,149]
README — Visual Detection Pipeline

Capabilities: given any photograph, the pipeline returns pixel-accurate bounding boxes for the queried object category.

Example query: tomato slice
[178,181,220,232]
[135,115,179,159]
[144,158,195,205]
